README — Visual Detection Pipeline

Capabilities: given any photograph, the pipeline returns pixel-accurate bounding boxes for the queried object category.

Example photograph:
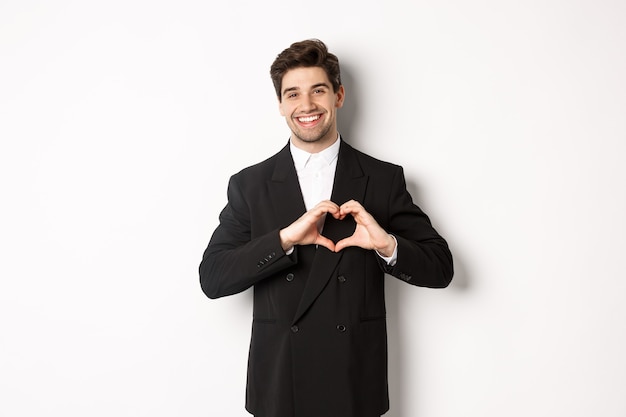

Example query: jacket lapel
[267,143,307,227]
[292,140,369,324]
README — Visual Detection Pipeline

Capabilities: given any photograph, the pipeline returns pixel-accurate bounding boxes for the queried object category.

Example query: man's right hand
[279,200,340,252]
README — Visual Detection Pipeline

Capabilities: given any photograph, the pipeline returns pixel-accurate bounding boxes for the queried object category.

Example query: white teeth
[298,115,319,122]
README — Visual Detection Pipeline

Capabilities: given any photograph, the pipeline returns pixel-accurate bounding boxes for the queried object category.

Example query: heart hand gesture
[280,199,396,256]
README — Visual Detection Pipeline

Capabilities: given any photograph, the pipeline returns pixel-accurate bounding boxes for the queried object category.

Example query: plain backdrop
[1,1,625,416]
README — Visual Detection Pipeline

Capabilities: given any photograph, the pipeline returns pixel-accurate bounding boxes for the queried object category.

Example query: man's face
[278,66,345,150]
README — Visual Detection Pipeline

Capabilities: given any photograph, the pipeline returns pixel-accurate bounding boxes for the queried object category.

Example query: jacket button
[336,324,346,332]
[291,325,299,333]
[337,275,346,283]
[286,273,294,282]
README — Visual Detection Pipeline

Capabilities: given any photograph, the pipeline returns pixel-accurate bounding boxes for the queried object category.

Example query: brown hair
[270,39,342,101]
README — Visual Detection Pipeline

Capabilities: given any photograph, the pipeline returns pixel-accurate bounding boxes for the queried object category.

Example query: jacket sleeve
[376,166,454,288]
[199,174,297,299]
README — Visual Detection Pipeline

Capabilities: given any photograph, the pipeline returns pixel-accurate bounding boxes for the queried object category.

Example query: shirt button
[337,275,346,283]
[336,324,347,332]
[286,273,295,282]
[291,325,299,333]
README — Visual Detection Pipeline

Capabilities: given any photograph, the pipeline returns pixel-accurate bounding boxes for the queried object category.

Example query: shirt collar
[290,134,341,171]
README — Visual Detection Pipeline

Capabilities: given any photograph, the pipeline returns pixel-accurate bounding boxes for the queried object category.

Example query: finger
[339,200,363,216]
[340,199,361,207]
[314,200,340,215]
[309,205,336,221]
[335,236,357,252]
[315,235,336,252]
[317,199,339,209]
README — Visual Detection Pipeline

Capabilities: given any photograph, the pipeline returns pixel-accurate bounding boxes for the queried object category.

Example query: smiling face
[278,66,345,153]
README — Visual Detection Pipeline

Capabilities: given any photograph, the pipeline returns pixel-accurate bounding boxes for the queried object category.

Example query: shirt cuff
[376,235,397,266]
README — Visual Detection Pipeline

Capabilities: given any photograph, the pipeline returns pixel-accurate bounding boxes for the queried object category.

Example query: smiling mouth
[297,114,321,123]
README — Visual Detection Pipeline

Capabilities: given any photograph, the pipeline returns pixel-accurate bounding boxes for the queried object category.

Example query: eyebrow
[311,82,330,90]
[282,82,331,97]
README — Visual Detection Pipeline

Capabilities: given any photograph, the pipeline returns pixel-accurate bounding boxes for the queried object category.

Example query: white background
[1,1,625,416]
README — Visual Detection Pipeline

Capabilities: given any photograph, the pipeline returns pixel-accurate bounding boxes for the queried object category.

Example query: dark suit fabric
[200,139,453,417]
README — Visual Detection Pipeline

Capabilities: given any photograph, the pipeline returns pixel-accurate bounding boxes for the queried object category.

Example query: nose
[299,93,315,112]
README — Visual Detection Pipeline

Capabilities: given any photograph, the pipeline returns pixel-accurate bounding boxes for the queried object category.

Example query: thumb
[334,236,356,252]
[315,235,337,252]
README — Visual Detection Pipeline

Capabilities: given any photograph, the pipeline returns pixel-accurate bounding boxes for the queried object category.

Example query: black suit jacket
[200,139,453,417]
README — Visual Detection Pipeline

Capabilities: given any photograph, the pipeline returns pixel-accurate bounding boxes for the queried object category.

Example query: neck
[290,132,339,154]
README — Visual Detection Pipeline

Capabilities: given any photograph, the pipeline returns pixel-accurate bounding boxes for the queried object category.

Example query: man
[199,39,453,417]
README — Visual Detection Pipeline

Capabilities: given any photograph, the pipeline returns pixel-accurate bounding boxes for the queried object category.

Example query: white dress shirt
[290,136,340,211]
[289,136,397,265]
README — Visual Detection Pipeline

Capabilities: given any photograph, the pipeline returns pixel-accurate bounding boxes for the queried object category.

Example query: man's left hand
[334,200,396,256]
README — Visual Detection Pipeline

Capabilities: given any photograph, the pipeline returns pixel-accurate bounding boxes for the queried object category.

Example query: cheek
[278,101,288,116]
[279,103,292,117]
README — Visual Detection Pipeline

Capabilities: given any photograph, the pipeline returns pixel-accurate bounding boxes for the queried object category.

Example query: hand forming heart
[279,199,396,256]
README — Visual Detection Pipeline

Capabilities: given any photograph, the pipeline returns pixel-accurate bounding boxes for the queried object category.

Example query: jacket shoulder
[341,140,403,174]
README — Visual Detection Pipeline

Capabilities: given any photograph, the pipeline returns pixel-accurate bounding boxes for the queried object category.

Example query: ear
[335,85,345,109]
